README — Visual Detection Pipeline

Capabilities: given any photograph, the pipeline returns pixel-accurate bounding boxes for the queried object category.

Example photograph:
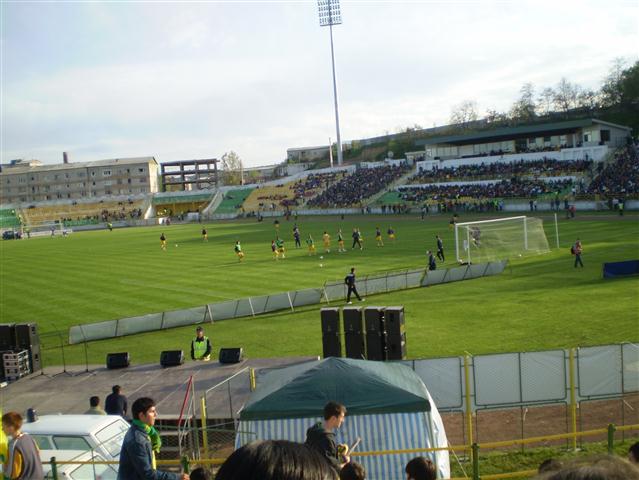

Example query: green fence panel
[116,313,164,336]
[162,306,207,329]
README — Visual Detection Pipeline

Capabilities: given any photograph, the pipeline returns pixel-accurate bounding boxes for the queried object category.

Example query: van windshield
[95,420,129,458]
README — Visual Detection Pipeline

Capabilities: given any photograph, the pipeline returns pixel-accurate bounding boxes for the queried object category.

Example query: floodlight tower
[318,0,344,166]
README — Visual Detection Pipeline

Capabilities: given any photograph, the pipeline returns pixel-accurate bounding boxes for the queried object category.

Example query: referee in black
[345,267,364,304]
[436,234,445,262]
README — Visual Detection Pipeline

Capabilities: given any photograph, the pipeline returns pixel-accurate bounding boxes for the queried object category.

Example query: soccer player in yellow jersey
[276,237,286,259]
[202,227,208,241]
[375,227,384,247]
[387,227,396,243]
[271,240,278,260]
[306,234,316,256]
[160,233,167,251]
[337,229,346,253]
[234,240,244,262]
[322,231,331,253]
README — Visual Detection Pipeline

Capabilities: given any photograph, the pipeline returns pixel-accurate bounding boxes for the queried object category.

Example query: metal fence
[68,261,508,344]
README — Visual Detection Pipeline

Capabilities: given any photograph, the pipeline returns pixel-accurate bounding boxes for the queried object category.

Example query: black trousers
[574,254,584,268]
[347,285,361,302]
[437,248,445,261]
[352,239,362,249]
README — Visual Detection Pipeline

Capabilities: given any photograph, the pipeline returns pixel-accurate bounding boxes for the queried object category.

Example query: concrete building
[0,157,159,204]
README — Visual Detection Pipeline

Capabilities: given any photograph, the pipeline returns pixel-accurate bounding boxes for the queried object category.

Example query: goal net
[454,216,550,263]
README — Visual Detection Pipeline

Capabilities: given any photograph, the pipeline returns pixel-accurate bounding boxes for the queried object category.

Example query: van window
[31,435,53,450]
[52,436,91,451]
[95,420,129,457]
[68,457,117,480]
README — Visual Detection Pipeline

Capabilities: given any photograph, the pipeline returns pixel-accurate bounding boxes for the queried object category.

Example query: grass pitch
[1,213,637,366]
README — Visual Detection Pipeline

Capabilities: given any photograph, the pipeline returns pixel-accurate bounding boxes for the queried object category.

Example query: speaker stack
[219,348,244,364]
[15,323,41,373]
[318,306,406,361]
[364,307,387,361]
[385,307,407,360]
[321,308,341,358]
[106,352,130,369]
[343,307,365,359]
[0,324,16,381]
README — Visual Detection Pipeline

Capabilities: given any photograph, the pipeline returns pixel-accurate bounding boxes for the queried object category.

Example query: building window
[65,173,69,179]
[138,168,145,173]
[543,136,551,142]
[528,138,536,144]
[91,171,96,176]
[600,130,610,142]
[140,178,146,183]
[103,170,111,176]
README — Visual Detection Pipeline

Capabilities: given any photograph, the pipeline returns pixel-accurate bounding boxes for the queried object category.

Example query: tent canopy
[240,357,431,420]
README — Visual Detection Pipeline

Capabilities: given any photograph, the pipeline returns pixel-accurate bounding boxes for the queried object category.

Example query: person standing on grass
[344,267,364,304]
[234,240,244,262]
[375,227,384,247]
[276,237,286,259]
[307,234,317,256]
[293,225,301,248]
[191,326,212,361]
[436,235,445,262]
[323,231,331,253]
[202,227,208,241]
[427,250,437,271]
[337,229,346,253]
[351,228,363,250]
[572,238,584,268]
[160,232,167,251]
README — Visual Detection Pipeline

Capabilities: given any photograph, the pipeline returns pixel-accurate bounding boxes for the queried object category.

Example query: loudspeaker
[106,352,130,369]
[385,307,405,336]
[321,308,340,335]
[387,333,407,360]
[0,350,11,381]
[343,307,363,334]
[15,323,39,349]
[0,324,16,350]
[29,345,42,372]
[160,350,184,367]
[219,348,243,364]
[322,334,342,358]
[345,332,365,359]
[365,334,387,361]
[364,307,385,334]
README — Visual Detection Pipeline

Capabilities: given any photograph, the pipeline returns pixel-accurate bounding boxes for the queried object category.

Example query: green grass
[1,213,638,366]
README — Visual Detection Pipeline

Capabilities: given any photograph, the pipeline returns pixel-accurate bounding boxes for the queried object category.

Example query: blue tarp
[603,260,639,279]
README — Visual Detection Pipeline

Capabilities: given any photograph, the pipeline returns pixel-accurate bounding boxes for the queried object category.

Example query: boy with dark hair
[305,401,350,471]
[119,397,189,480]
[405,456,436,480]
[105,385,128,417]
[340,461,366,480]
[344,267,364,304]
[85,396,106,415]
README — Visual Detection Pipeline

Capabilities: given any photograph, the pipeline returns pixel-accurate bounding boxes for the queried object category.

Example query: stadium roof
[0,156,157,174]
[415,119,632,147]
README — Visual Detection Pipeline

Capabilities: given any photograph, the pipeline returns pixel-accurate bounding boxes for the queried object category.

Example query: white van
[40,449,118,480]
[22,415,130,462]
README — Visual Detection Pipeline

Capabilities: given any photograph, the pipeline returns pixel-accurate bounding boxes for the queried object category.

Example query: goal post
[454,216,550,264]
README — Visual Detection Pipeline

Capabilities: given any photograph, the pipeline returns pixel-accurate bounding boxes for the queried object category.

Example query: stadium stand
[0,208,22,228]
[585,145,639,196]
[409,158,593,184]
[21,199,146,226]
[307,164,411,208]
[153,191,215,217]
[214,188,255,214]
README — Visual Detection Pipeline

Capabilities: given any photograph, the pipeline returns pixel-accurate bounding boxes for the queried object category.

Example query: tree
[553,78,580,113]
[600,57,627,107]
[619,60,639,107]
[537,87,555,116]
[509,82,537,122]
[220,151,243,186]
[485,108,508,124]
[449,100,478,130]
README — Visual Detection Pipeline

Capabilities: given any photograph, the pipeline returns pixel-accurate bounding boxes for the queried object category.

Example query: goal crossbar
[455,216,526,227]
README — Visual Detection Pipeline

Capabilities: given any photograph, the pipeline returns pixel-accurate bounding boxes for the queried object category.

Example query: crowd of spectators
[308,164,411,208]
[585,145,639,196]
[292,172,345,200]
[399,178,573,202]
[410,158,592,184]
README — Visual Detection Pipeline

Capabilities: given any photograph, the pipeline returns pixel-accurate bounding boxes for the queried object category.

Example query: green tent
[236,357,449,479]
[240,357,431,420]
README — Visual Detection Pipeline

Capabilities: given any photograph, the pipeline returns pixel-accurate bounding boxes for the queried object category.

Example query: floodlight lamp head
[318,0,342,27]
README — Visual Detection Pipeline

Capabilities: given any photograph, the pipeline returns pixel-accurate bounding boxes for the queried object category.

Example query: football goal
[454,216,550,264]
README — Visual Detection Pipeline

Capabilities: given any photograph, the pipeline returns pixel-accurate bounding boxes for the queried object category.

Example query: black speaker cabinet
[387,332,407,360]
[160,350,184,367]
[343,307,363,334]
[345,332,365,359]
[321,308,340,335]
[15,323,39,349]
[29,344,42,372]
[322,334,342,358]
[106,352,130,369]
[0,350,11,381]
[0,324,16,350]
[219,348,243,364]
[365,333,387,361]
[364,307,385,334]
[385,307,405,336]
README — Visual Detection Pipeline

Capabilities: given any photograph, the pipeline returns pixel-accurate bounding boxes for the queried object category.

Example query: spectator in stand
[216,440,338,480]
[405,456,436,480]
[2,411,44,480]
[305,401,350,472]
[119,397,189,480]
[533,455,639,479]
[105,385,128,417]
[340,462,366,480]
[585,146,639,196]
[85,396,107,415]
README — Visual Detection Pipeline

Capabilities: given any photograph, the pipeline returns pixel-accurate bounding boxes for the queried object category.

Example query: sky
[1,1,638,168]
